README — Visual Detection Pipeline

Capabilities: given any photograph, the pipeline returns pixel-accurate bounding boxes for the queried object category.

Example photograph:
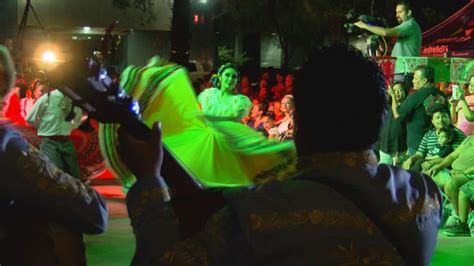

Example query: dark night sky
[405,0,469,30]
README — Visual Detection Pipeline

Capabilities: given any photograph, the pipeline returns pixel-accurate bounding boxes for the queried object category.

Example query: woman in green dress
[99,60,296,189]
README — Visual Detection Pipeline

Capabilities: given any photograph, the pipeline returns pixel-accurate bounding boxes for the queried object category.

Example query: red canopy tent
[422,0,474,57]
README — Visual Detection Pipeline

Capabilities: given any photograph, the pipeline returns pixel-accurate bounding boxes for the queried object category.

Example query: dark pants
[39,138,81,179]
[37,138,86,265]
[1,205,86,266]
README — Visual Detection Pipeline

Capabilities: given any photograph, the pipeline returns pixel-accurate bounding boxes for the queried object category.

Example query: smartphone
[452,84,460,100]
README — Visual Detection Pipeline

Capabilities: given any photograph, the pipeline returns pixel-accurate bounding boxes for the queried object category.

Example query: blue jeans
[407,147,417,156]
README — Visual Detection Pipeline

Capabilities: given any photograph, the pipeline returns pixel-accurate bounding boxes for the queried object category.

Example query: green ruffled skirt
[99,63,296,189]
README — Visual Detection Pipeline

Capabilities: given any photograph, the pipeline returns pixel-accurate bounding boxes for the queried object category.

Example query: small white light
[88,36,92,40]
[72,36,78,40]
[42,50,56,63]
[83,26,91,31]
[199,0,207,3]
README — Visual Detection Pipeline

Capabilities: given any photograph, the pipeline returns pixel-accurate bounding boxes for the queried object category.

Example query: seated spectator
[239,74,255,98]
[444,180,473,236]
[261,111,278,138]
[256,78,271,103]
[270,72,287,100]
[119,44,441,265]
[402,104,465,182]
[269,99,283,122]
[284,73,295,95]
[425,135,474,235]
[276,94,295,141]
[246,102,268,135]
[450,76,474,130]
[425,126,454,161]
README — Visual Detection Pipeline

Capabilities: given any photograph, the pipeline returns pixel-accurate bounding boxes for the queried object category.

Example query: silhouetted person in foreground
[0,46,107,265]
[119,44,442,266]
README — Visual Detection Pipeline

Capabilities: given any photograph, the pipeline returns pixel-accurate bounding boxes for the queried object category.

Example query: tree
[169,0,191,65]
[221,0,352,69]
[112,0,158,26]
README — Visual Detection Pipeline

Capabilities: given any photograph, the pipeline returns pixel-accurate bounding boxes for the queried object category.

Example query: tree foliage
[112,0,165,26]
[221,0,353,68]
[220,0,466,68]
[217,46,251,66]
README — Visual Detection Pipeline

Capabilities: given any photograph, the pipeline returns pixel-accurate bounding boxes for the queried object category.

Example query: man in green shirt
[355,1,421,57]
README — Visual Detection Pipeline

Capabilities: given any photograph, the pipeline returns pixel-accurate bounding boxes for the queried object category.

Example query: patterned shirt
[0,123,107,234]
[127,152,441,266]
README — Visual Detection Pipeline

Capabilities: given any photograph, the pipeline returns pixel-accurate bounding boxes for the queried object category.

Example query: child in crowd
[425,126,455,160]
[262,112,278,138]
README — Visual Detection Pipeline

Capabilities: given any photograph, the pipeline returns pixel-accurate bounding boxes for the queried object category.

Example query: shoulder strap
[296,174,407,264]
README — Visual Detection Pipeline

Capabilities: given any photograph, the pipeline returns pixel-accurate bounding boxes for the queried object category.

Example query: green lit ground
[85,182,474,265]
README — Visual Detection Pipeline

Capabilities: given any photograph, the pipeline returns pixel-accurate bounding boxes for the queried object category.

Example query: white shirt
[26,90,82,136]
[20,97,35,119]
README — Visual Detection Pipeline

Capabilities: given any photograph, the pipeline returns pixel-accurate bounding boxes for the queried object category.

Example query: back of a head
[294,44,387,154]
[414,65,434,84]
[427,103,449,118]
[0,45,15,97]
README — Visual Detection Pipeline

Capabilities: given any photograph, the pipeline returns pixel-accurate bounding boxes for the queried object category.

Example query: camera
[344,13,380,34]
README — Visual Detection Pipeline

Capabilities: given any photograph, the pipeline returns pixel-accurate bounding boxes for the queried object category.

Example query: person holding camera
[355,1,421,57]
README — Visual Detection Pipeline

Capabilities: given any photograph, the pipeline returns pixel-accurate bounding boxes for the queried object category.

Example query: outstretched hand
[118,122,163,179]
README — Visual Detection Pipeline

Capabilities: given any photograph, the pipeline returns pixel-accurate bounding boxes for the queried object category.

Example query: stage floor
[85,178,474,265]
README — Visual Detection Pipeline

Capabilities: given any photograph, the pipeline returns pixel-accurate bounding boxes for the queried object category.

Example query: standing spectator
[247,102,268,134]
[378,82,407,165]
[392,65,446,155]
[26,89,84,180]
[450,76,474,135]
